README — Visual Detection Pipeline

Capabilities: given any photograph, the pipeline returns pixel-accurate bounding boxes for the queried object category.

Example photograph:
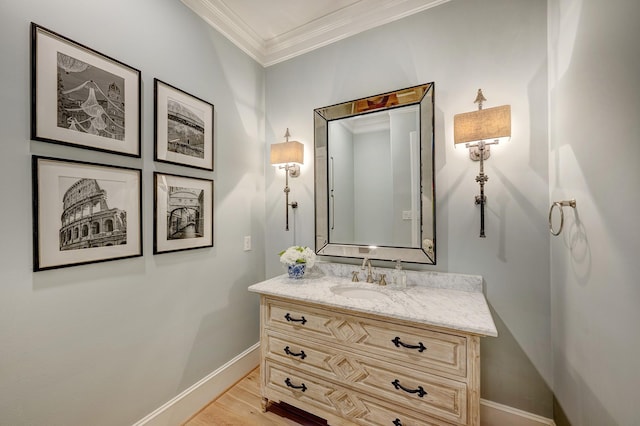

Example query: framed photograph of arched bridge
[32,156,142,271]
[30,23,141,157]
[153,172,214,254]
[154,79,214,171]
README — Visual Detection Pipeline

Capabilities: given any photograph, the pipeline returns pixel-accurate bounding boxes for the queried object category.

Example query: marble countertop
[248,264,497,337]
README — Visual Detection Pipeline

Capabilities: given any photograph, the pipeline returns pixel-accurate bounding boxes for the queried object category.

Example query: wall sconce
[270,128,304,231]
[453,89,511,238]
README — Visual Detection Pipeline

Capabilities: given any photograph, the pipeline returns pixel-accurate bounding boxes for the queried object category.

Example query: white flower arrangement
[279,246,316,268]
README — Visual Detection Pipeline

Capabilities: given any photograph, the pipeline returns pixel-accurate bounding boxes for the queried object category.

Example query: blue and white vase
[287,263,306,279]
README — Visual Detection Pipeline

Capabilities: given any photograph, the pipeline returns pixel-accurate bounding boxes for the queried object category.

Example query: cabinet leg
[260,397,269,413]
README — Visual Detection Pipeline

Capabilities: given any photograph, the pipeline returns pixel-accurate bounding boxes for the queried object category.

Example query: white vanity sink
[330,285,390,300]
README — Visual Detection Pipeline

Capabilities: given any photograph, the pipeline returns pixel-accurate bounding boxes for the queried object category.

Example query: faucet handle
[378,274,387,286]
[351,271,360,282]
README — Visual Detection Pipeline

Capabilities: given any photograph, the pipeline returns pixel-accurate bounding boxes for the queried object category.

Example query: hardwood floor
[183,367,330,426]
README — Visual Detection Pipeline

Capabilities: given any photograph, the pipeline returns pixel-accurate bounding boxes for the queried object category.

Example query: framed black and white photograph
[154,172,214,254]
[31,23,141,157]
[154,79,214,171]
[32,156,142,271]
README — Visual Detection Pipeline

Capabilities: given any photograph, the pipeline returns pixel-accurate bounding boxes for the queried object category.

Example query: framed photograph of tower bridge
[153,172,214,254]
[31,23,141,157]
[154,79,214,171]
[32,156,142,272]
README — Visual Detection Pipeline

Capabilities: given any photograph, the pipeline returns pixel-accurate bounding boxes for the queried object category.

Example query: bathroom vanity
[248,263,497,426]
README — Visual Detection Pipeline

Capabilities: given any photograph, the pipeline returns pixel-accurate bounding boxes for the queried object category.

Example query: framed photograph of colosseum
[32,156,142,271]
[31,23,141,157]
[153,172,214,254]
[154,79,214,171]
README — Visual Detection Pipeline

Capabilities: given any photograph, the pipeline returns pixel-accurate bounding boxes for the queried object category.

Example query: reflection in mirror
[314,83,435,264]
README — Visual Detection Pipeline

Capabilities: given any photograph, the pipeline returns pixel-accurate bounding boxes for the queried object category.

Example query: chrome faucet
[361,257,375,283]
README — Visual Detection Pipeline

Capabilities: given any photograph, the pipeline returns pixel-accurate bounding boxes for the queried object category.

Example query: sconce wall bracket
[465,139,499,161]
[280,163,300,231]
[468,145,490,161]
[282,163,300,177]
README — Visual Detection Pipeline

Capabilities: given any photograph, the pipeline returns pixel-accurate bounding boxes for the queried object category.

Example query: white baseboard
[481,398,556,426]
[132,343,554,426]
[132,342,260,426]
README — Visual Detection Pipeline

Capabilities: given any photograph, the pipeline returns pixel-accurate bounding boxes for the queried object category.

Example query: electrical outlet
[243,236,251,251]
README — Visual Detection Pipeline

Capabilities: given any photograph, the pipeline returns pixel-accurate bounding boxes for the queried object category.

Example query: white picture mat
[156,81,213,169]
[34,26,140,155]
[155,174,213,252]
[36,158,141,269]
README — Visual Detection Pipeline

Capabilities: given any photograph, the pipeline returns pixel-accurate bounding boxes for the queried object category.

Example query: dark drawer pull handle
[393,419,403,426]
[284,313,307,325]
[392,336,426,352]
[284,377,307,392]
[391,379,427,398]
[284,346,307,359]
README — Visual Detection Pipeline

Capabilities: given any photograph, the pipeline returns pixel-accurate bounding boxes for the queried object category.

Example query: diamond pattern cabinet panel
[266,298,467,378]
[263,360,457,426]
[266,330,467,424]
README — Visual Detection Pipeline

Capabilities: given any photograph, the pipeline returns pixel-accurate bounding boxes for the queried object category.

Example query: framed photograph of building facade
[153,172,214,254]
[154,79,214,170]
[31,23,141,157]
[32,156,142,271]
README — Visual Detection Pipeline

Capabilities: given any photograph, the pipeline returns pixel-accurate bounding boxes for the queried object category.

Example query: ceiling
[180,0,451,66]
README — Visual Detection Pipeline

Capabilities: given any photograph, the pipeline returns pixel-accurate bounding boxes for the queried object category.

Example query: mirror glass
[314,83,435,264]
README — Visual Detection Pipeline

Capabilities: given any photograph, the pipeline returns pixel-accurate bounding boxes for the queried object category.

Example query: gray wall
[548,0,640,424]
[265,0,553,417]
[0,0,265,425]
[7,0,638,424]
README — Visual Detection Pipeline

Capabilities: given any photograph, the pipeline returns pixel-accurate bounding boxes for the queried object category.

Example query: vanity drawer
[264,360,359,424]
[265,299,335,339]
[360,321,467,378]
[265,298,467,378]
[265,331,344,378]
[265,331,467,425]
[358,397,458,426]
[351,355,468,424]
[264,360,459,426]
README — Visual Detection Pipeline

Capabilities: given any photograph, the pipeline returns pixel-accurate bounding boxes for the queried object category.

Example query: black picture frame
[154,78,214,171]
[32,156,143,271]
[153,172,214,254]
[31,23,141,157]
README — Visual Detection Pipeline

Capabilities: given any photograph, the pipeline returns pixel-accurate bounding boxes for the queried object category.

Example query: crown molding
[181,0,267,64]
[181,0,451,67]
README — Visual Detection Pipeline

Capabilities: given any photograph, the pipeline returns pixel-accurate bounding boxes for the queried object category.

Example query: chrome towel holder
[549,199,576,236]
